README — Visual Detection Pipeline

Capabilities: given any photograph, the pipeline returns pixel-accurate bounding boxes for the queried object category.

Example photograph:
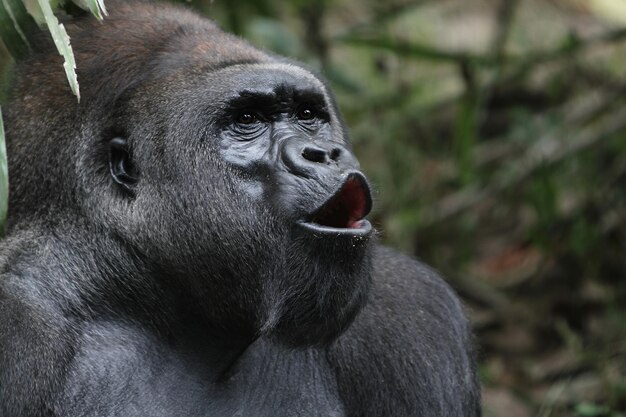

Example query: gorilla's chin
[263,227,374,347]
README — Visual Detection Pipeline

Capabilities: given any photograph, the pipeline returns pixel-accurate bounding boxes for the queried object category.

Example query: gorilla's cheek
[217,139,272,202]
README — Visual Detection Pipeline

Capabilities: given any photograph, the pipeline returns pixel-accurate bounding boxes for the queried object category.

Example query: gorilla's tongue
[312,174,371,229]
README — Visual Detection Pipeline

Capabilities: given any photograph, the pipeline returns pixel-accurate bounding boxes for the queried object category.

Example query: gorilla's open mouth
[301,172,373,235]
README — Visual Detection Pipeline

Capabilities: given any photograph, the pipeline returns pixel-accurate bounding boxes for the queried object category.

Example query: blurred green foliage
[0,0,625,415]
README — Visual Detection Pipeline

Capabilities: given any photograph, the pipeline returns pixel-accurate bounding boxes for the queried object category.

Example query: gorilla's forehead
[217,63,325,88]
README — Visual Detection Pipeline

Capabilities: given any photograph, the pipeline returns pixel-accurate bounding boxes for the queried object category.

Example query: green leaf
[73,0,107,20]
[35,0,80,100]
[0,107,7,236]
[0,0,38,58]
[575,402,609,417]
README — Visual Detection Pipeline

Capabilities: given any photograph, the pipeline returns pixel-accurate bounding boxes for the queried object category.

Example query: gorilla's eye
[297,106,315,121]
[229,111,267,140]
[236,112,258,125]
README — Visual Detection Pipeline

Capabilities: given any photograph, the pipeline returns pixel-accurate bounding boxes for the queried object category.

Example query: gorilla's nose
[301,145,341,165]
[281,139,360,179]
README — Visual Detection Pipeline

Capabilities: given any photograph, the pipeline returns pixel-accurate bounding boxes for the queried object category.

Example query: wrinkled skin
[0,1,480,416]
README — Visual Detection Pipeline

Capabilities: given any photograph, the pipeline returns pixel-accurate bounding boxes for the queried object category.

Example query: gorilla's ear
[109,137,138,192]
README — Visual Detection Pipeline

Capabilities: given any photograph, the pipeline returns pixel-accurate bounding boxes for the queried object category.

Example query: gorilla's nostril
[302,147,328,164]
[329,148,341,161]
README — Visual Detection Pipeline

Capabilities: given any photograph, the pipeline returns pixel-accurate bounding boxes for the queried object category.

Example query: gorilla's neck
[41,219,372,362]
[41,225,255,353]
[66,227,262,377]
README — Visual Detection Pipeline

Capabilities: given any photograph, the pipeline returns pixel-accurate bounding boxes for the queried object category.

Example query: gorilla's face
[102,59,373,346]
[216,64,372,236]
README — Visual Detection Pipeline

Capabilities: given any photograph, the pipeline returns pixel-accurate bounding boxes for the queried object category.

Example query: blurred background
[1,0,625,415]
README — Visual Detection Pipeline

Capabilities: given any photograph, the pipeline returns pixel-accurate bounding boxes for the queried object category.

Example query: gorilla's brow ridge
[228,88,328,114]
[224,62,339,127]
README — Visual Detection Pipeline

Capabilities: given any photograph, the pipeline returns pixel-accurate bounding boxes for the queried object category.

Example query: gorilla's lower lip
[299,219,373,236]
[299,172,373,236]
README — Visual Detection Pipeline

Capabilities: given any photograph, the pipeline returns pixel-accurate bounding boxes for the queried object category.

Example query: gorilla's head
[5,1,373,346]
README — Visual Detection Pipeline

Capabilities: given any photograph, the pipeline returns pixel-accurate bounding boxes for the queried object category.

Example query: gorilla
[0,1,480,416]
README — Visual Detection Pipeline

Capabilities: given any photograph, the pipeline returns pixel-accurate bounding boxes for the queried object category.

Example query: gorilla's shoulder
[328,245,480,416]
[333,243,473,357]
[367,245,468,329]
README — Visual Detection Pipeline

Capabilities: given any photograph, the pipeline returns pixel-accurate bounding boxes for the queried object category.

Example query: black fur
[0,1,480,416]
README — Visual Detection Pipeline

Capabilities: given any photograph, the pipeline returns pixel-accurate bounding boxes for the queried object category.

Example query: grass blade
[73,0,107,20]
[36,0,80,100]
[0,0,38,58]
